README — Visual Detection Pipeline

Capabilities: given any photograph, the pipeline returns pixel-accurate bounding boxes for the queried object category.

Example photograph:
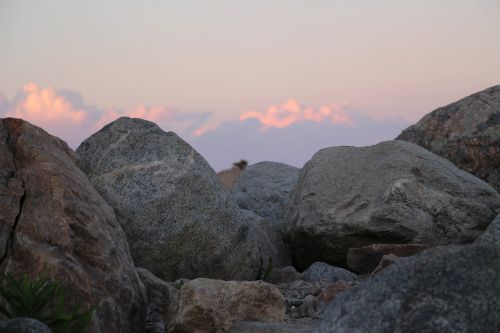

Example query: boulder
[474,214,500,245]
[242,209,292,270]
[0,118,147,333]
[0,318,52,333]
[172,278,285,333]
[231,162,300,228]
[302,262,357,283]
[76,117,259,280]
[347,243,431,274]
[284,140,500,269]
[397,85,500,192]
[316,245,500,333]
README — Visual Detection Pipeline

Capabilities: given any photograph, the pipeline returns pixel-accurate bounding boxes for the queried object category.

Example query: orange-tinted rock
[0,118,147,333]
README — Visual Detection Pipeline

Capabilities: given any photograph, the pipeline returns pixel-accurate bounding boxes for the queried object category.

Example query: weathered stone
[397,85,500,192]
[0,318,52,333]
[76,117,259,280]
[302,262,357,283]
[173,278,285,333]
[284,140,500,269]
[0,118,147,333]
[242,209,292,270]
[475,214,500,245]
[347,243,432,274]
[265,266,303,284]
[137,267,179,332]
[370,253,401,275]
[317,245,500,333]
[231,162,300,228]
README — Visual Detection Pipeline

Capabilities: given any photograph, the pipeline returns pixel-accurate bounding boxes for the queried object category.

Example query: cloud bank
[1,83,409,171]
[240,99,353,129]
[1,83,210,147]
[191,107,408,171]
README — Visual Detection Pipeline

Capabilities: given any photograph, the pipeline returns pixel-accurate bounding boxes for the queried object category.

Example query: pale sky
[1,1,499,169]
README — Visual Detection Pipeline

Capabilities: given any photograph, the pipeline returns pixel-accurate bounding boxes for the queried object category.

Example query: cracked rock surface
[0,118,147,333]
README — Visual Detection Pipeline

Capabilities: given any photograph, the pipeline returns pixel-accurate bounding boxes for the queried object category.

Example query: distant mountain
[397,85,500,192]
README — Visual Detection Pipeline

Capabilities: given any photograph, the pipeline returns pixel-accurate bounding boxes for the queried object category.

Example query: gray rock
[137,267,179,332]
[474,214,500,244]
[397,85,500,192]
[76,117,259,280]
[0,118,147,333]
[284,140,500,269]
[232,162,300,228]
[316,245,500,333]
[242,209,292,269]
[302,262,357,283]
[0,318,52,333]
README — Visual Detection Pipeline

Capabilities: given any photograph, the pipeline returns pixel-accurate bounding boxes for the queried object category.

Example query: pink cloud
[7,83,88,125]
[1,83,211,148]
[240,99,354,129]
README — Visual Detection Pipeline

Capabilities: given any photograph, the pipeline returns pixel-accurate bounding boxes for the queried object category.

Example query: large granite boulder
[76,117,259,280]
[231,162,300,228]
[284,140,500,269]
[397,85,500,192]
[172,278,285,333]
[0,118,147,333]
[316,245,500,333]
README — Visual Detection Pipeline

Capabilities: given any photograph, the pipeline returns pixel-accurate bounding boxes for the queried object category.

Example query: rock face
[0,118,147,333]
[475,214,500,245]
[284,140,500,269]
[0,318,52,333]
[397,85,500,192]
[302,262,357,283]
[137,267,179,333]
[242,209,292,269]
[347,243,431,274]
[76,117,259,280]
[173,278,285,333]
[317,245,500,333]
[231,162,300,228]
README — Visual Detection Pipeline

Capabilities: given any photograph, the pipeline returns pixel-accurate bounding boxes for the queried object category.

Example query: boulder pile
[1,86,499,333]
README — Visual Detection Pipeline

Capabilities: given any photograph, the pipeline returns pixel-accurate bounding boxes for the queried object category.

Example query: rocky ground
[0,85,499,333]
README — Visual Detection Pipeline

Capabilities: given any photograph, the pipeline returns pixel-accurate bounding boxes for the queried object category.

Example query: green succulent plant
[0,273,95,333]
[256,249,273,280]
